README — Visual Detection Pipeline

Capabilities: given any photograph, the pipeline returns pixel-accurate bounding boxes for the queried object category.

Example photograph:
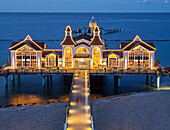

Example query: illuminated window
[128,47,149,68]
[92,47,100,67]
[108,54,118,67]
[47,54,56,67]
[16,46,37,67]
[65,47,72,67]
[76,47,89,54]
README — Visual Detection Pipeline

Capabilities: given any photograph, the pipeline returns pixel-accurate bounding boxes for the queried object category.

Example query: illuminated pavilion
[9,18,156,70]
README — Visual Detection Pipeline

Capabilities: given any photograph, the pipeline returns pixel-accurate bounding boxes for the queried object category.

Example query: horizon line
[0,11,170,14]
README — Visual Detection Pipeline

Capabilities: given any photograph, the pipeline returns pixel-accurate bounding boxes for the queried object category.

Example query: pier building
[9,25,156,70]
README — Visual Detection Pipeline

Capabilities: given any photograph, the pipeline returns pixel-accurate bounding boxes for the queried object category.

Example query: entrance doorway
[78,59,87,68]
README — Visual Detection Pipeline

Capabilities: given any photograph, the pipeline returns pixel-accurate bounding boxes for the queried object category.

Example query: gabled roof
[75,42,90,47]
[120,35,156,51]
[42,50,62,58]
[60,26,77,45]
[89,26,105,45]
[89,36,105,45]
[103,50,123,58]
[73,33,92,41]
[9,35,46,51]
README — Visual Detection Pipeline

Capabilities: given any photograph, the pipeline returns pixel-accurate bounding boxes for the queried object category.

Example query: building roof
[73,33,92,41]
[60,25,77,45]
[9,35,46,51]
[42,50,62,57]
[75,42,90,47]
[120,41,156,51]
[74,54,92,58]
[60,36,77,45]
[103,50,123,58]
[89,26,105,45]
[89,36,105,45]
[120,35,156,51]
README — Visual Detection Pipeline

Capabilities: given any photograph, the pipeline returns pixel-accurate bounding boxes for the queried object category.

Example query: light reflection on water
[0,74,170,106]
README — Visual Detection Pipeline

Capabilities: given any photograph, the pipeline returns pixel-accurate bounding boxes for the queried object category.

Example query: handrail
[63,73,75,130]
[87,70,95,130]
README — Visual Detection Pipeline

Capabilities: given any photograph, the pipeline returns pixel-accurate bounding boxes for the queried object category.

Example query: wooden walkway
[65,70,93,130]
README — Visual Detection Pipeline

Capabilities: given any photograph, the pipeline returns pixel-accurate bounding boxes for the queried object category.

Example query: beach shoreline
[0,90,170,130]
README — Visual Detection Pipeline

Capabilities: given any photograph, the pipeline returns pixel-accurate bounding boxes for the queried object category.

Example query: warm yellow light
[70,102,76,106]
[83,105,90,109]
[87,119,91,123]
[73,85,78,88]
[72,90,79,93]
[69,109,76,114]
[156,87,170,90]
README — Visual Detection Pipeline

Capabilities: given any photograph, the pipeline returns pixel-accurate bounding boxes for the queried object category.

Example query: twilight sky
[0,0,170,12]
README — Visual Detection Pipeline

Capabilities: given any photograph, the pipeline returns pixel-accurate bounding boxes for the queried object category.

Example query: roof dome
[89,16,97,28]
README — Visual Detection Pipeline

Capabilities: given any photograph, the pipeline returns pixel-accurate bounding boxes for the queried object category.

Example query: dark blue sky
[0,0,170,12]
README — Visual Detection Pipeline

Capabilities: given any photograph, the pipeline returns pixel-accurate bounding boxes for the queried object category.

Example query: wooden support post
[118,76,121,88]
[18,75,20,83]
[11,75,15,81]
[4,76,8,88]
[151,76,154,85]
[47,75,49,87]
[50,75,52,82]
[42,75,46,88]
[146,75,149,84]
[157,76,160,88]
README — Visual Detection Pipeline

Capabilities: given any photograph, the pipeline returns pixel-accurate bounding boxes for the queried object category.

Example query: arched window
[108,54,118,67]
[65,47,72,67]
[92,47,100,67]
[16,46,37,67]
[129,47,149,68]
[47,54,56,67]
[76,47,89,54]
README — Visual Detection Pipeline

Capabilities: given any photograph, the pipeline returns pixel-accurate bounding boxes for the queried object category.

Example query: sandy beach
[0,91,170,130]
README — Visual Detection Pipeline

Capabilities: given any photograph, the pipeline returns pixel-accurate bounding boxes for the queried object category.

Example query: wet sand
[0,91,170,130]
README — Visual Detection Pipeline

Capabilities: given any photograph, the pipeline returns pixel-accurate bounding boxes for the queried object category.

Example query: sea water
[0,13,170,106]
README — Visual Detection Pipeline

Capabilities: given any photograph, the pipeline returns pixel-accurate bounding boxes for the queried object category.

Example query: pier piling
[157,76,160,88]
[18,75,20,83]
[47,75,49,86]
[4,76,8,88]
[114,75,121,88]
[42,75,46,88]
[146,75,149,84]
[151,76,154,85]
[50,75,52,82]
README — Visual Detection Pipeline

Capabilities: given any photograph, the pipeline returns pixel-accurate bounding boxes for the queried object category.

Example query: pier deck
[65,70,93,130]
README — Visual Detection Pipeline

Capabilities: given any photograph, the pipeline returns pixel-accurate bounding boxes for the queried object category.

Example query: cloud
[164,0,168,3]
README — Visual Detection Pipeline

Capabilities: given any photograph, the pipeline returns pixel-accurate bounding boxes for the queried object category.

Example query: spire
[93,26,100,36]
[65,25,72,36]
[133,35,142,41]
[24,35,32,41]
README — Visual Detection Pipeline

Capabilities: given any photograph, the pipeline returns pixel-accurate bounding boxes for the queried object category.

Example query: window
[47,54,56,67]
[65,47,72,67]
[108,54,118,67]
[128,47,149,68]
[16,46,37,67]
[92,47,100,67]
[76,47,89,54]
